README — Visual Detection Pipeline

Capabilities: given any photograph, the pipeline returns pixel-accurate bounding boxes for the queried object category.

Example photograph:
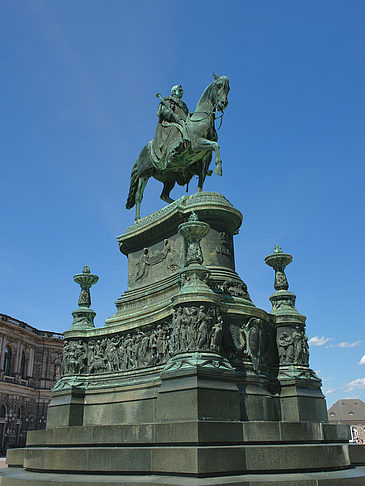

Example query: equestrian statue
[126,74,230,220]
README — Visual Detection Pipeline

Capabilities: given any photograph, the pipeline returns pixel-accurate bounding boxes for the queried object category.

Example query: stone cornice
[0,315,63,347]
[119,192,243,254]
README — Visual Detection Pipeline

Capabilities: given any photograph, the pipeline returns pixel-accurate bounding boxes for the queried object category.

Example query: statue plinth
[5,193,363,485]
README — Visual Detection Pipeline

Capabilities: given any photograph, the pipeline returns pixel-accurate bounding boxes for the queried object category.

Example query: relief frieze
[277,326,309,366]
[132,238,180,285]
[170,305,224,355]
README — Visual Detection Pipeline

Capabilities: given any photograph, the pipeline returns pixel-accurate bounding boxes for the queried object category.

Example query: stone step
[2,465,365,485]
[349,444,365,465]
[21,443,351,475]
[25,421,350,447]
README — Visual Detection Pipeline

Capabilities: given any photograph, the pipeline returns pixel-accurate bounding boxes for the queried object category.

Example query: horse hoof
[161,196,174,204]
[213,166,222,176]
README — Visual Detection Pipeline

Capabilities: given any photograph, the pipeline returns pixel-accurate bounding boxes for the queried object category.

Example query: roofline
[0,313,64,340]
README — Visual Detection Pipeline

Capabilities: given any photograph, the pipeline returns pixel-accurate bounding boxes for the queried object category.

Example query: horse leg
[197,153,213,192]
[212,143,222,176]
[192,138,222,176]
[160,178,175,204]
[135,176,149,220]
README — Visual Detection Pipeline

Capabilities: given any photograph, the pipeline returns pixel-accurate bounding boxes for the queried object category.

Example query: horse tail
[126,162,139,209]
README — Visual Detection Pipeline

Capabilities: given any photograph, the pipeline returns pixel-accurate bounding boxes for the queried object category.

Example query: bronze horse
[126,74,230,220]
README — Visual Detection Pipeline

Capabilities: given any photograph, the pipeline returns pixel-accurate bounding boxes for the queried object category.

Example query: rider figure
[152,85,190,168]
[157,85,189,133]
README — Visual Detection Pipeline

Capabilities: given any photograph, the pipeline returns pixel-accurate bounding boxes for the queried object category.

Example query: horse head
[212,73,230,113]
[195,74,230,114]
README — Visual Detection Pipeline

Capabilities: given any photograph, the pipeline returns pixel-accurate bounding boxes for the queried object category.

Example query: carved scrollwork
[279,367,320,382]
[242,318,261,372]
[229,317,277,377]
[274,270,288,291]
[78,288,91,307]
[220,278,250,300]
[271,295,296,312]
[72,311,94,328]
[163,351,233,373]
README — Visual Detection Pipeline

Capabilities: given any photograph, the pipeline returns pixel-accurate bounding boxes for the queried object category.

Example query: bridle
[188,103,225,130]
[187,82,227,130]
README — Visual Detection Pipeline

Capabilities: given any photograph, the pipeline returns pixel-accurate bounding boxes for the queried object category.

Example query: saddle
[150,120,189,171]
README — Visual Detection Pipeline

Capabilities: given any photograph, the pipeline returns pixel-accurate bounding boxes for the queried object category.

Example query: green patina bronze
[265,245,318,381]
[126,74,230,220]
[4,76,364,486]
[70,265,99,330]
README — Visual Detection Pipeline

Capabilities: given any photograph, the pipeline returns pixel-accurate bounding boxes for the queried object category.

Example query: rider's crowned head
[171,85,183,99]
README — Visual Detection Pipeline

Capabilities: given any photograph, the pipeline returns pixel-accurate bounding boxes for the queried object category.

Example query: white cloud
[338,340,361,348]
[344,378,365,392]
[323,387,335,395]
[309,337,361,349]
[359,355,365,365]
[309,336,333,346]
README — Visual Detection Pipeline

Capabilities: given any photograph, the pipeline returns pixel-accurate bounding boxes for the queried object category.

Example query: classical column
[27,348,34,378]
[0,336,6,370]
[15,341,24,379]
[41,348,49,385]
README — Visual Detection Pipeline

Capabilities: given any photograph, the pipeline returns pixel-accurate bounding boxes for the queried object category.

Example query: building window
[3,346,12,375]
[0,405,6,418]
[351,426,358,440]
[20,352,26,378]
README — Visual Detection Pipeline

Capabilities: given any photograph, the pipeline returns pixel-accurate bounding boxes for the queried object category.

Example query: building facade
[0,313,63,452]
[328,399,365,443]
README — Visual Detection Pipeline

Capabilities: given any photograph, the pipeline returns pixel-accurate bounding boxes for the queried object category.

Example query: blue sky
[1,0,364,406]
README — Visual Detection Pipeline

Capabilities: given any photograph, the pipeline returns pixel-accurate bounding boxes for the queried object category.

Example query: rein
[215,112,224,130]
[188,105,224,130]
